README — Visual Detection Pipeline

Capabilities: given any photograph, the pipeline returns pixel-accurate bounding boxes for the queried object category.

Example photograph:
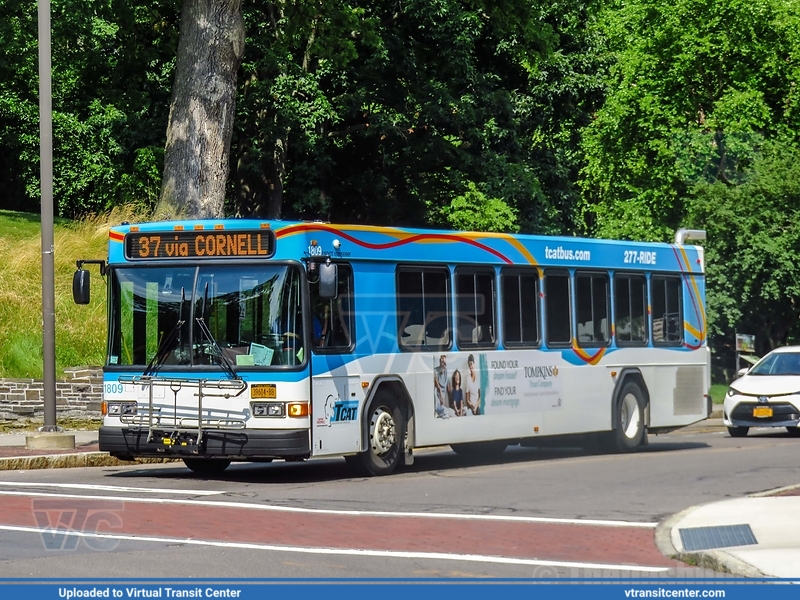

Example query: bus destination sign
[125,230,276,260]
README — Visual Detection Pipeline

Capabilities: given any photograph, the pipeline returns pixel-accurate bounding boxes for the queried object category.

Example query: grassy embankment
[0,207,143,379]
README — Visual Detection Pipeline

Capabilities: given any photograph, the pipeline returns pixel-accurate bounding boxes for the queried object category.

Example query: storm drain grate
[679,524,757,552]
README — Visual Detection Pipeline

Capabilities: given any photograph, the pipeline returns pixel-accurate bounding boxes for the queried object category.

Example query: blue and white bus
[73,221,710,476]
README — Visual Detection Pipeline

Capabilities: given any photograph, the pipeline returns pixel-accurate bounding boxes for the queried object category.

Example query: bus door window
[397,267,451,350]
[455,268,496,348]
[502,269,540,347]
[310,263,354,351]
[614,274,647,345]
[575,271,610,346]
[651,275,682,344]
[544,270,571,347]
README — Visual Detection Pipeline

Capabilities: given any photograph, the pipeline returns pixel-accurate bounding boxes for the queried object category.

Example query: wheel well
[612,370,650,429]
[359,376,414,451]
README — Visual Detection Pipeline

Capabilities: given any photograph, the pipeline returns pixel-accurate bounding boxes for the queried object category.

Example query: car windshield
[107,265,306,369]
[749,352,800,376]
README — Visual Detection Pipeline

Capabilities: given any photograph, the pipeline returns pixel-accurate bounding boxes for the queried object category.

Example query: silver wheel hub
[620,393,641,439]
[370,408,396,456]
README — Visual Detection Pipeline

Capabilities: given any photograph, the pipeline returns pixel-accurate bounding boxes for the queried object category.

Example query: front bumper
[99,426,310,460]
[723,400,800,429]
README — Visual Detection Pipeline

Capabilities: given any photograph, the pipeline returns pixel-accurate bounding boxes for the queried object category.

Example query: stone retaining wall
[0,367,103,423]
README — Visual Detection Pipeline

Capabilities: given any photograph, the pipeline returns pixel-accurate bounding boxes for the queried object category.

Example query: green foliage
[443,182,520,233]
[0,0,178,219]
[580,0,800,241]
[687,139,800,362]
[232,0,564,232]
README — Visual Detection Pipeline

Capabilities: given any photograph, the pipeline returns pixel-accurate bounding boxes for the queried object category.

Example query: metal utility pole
[39,0,57,432]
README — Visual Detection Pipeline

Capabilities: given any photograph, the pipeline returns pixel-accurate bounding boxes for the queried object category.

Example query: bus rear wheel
[183,458,231,475]
[612,382,646,452]
[345,390,405,477]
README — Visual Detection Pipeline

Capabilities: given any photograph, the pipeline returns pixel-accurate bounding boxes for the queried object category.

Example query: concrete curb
[0,452,179,471]
[655,504,765,578]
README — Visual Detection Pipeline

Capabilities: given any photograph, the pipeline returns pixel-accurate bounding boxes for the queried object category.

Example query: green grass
[0,206,147,378]
[710,383,727,404]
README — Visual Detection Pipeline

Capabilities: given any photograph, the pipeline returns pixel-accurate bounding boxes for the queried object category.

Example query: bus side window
[614,274,647,345]
[501,269,540,347]
[575,271,610,347]
[651,275,682,344]
[397,266,451,350]
[544,270,571,347]
[455,268,496,348]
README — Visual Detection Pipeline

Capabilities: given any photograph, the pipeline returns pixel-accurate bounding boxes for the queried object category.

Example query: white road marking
[0,489,656,527]
[0,481,224,496]
[0,524,670,573]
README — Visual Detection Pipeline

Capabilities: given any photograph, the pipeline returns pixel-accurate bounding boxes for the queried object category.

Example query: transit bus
[73,220,710,476]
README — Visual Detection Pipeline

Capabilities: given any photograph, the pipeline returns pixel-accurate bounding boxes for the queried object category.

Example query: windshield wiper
[143,288,186,378]
[194,282,239,380]
[195,317,239,380]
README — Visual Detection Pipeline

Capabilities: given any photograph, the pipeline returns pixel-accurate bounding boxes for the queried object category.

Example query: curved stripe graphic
[570,343,607,365]
[276,223,516,264]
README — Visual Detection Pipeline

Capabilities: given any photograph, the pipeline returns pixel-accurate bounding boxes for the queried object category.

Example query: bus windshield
[108,264,305,369]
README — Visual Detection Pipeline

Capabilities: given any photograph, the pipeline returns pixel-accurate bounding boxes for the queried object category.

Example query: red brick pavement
[0,493,675,568]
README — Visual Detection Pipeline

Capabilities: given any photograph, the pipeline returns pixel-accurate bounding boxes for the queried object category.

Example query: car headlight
[726,387,738,397]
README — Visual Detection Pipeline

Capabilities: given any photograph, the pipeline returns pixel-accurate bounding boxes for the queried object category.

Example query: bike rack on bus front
[116,376,248,450]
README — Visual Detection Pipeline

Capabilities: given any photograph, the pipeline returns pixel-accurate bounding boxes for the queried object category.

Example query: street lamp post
[38,0,57,433]
[31,0,73,450]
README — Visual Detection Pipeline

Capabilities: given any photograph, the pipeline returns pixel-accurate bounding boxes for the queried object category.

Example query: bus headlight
[251,402,284,417]
[104,401,137,416]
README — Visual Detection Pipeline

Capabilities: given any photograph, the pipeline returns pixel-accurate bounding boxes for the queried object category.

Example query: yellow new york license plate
[251,384,277,399]
[753,406,773,418]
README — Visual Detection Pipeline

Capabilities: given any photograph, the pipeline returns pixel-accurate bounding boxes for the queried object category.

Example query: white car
[724,346,800,437]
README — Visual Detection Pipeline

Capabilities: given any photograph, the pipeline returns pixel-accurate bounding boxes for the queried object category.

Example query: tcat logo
[318,396,359,427]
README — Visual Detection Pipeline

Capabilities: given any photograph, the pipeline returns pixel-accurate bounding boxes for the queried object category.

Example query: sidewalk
[0,430,173,470]
[0,418,798,578]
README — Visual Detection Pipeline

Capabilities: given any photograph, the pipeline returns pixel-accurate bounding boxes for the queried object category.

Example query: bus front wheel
[345,390,405,476]
[612,382,646,451]
[183,458,231,475]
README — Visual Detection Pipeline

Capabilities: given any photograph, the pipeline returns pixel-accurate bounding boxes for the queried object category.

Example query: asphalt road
[0,424,797,579]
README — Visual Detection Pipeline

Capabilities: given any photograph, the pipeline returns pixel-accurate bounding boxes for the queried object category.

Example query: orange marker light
[288,402,309,418]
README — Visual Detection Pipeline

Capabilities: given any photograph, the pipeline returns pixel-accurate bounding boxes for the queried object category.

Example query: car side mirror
[73,270,90,304]
[319,262,338,299]
[736,367,750,377]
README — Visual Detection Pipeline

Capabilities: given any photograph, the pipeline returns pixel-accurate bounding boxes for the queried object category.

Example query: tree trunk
[157,0,245,219]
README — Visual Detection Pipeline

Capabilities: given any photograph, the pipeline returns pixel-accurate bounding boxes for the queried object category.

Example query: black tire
[611,381,646,452]
[727,426,749,437]
[345,389,406,477]
[182,458,231,475]
[450,440,507,458]
[787,427,800,437]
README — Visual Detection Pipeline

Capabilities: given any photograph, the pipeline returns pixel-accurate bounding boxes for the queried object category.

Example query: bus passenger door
[311,370,363,456]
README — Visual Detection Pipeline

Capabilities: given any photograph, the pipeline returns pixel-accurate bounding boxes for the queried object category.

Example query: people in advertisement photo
[451,370,464,416]
[465,353,482,416]
[434,354,453,418]
[435,354,485,418]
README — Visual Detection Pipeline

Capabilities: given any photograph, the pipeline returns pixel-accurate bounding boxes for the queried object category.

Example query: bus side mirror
[73,270,90,304]
[319,262,338,299]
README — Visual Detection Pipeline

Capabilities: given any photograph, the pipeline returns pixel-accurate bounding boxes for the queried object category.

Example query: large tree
[157,0,245,219]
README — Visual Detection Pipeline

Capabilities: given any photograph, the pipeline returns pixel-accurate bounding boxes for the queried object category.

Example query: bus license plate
[753,406,773,418]
[251,384,277,399]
